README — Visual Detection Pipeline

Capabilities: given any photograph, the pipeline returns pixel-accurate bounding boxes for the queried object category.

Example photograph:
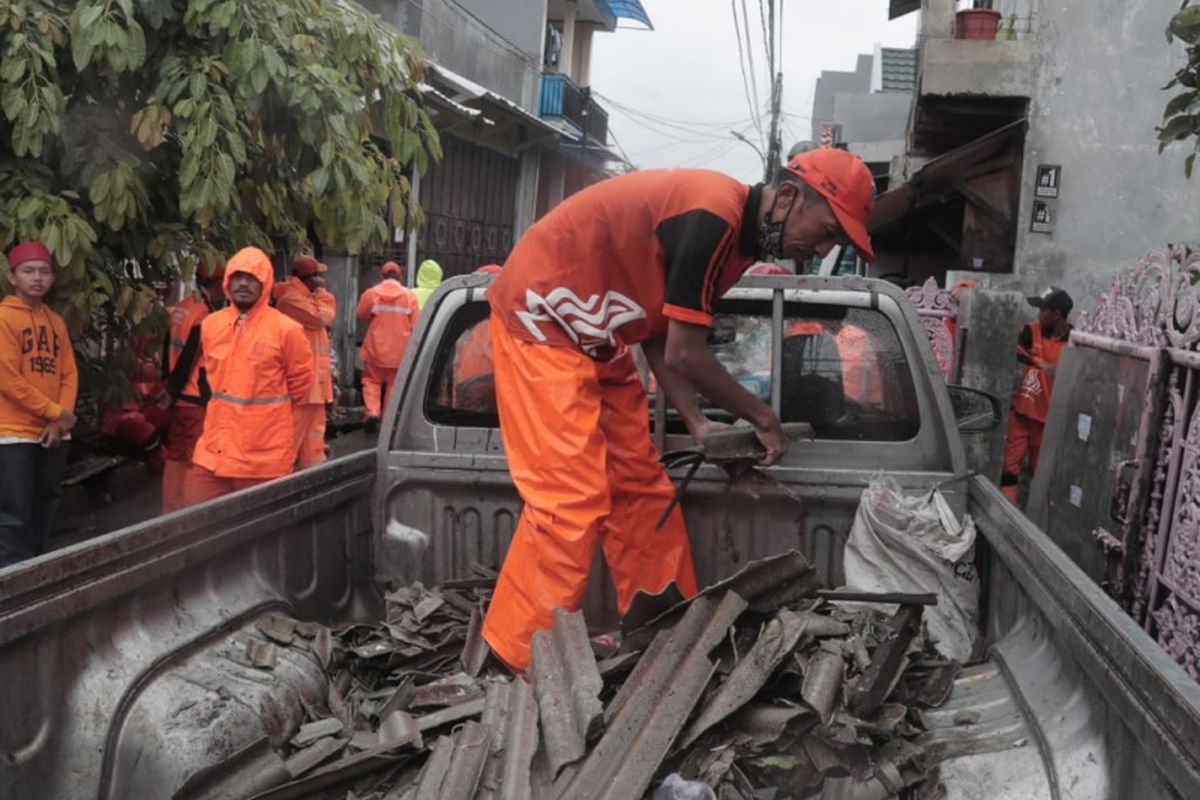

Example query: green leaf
[1166,91,1200,120]
[1158,114,1196,144]
[1171,5,1200,45]
[79,5,104,29]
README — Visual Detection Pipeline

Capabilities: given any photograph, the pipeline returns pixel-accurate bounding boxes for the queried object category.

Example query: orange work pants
[1001,410,1044,503]
[481,315,698,672]
[182,466,271,507]
[293,402,327,469]
[362,362,398,420]
[162,403,206,514]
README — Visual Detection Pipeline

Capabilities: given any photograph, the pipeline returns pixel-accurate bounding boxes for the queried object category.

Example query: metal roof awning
[888,0,920,19]
[869,118,1028,234]
[426,62,559,139]
[600,0,653,29]
[557,134,624,166]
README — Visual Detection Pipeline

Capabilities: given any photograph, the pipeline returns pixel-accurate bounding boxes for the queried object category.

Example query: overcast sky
[589,1,918,183]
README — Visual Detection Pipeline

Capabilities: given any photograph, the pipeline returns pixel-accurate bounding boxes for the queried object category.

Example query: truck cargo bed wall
[0,452,378,800]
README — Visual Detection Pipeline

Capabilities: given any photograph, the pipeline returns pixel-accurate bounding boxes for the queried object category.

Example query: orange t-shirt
[488,169,760,356]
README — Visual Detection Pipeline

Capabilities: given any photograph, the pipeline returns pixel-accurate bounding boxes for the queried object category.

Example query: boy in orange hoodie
[0,241,78,568]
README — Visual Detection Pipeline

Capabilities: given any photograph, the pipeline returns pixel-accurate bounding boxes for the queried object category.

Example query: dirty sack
[841,477,979,663]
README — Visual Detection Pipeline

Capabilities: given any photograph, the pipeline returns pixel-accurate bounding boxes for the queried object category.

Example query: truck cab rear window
[426,302,920,441]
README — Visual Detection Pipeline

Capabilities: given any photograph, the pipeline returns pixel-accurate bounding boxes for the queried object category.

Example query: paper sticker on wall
[1077,413,1092,442]
[1069,485,1083,508]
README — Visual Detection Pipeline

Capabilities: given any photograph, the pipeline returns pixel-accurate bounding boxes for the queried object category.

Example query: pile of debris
[210,554,964,800]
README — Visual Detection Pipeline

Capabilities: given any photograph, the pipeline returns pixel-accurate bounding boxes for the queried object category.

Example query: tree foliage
[1162,1,1200,178]
[0,0,440,403]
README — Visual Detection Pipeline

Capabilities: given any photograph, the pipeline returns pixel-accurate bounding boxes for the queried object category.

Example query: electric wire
[731,0,764,140]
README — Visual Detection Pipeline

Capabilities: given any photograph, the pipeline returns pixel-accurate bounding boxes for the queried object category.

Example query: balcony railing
[539,72,609,145]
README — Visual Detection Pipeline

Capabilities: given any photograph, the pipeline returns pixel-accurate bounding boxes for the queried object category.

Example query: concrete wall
[810,55,873,140]
[368,0,543,112]
[833,91,911,145]
[998,0,1196,309]
[454,0,544,59]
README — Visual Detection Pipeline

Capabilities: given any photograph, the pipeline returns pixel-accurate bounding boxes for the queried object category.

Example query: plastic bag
[841,477,979,662]
[654,773,717,800]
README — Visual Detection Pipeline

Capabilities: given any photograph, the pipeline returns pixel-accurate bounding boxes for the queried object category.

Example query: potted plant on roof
[956,0,1002,40]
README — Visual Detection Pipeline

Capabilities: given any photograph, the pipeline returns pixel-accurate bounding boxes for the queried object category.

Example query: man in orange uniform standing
[484,149,877,672]
[0,241,78,567]
[357,261,419,433]
[160,256,225,512]
[1000,287,1073,503]
[183,247,314,505]
[273,255,336,469]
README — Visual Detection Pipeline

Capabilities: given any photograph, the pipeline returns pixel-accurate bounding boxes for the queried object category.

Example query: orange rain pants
[1001,410,1044,503]
[481,314,698,672]
[292,403,327,469]
[161,403,207,513]
[362,362,398,420]
[182,465,270,507]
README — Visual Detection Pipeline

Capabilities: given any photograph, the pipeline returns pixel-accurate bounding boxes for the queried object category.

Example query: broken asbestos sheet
[177,552,964,800]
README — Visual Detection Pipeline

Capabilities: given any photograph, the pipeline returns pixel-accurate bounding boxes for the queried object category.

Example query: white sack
[841,477,980,662]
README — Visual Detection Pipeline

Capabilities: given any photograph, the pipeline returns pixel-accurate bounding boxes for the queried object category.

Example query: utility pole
[765,73,782,179]
[764,0,783,179]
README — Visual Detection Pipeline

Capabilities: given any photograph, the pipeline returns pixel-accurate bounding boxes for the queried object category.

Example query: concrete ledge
[921,39,1037,98]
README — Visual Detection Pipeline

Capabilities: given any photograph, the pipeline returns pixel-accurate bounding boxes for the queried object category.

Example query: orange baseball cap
[381,261,403,277]
[783,148,876,261]
[292,255,327,276]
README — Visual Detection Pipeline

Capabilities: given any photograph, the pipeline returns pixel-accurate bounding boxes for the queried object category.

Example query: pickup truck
[2,275,1199,800]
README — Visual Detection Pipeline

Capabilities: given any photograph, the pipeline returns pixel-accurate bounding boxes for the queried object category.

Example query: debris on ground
[212,553,965,800]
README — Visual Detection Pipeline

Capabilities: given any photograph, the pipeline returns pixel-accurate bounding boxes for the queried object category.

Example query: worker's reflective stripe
[372,305,412,314]
[212,391,289,406]
[168,337,188,350]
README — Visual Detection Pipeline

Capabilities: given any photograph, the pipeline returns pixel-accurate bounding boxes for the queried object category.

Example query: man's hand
[689,418,730,445]
[57,409,77,431]
[753,413,789,466]
[39,423,64,449]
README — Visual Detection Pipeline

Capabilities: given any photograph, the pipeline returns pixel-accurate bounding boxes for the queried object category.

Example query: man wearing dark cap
[483,148,878,672]
[1001,286,1073,504]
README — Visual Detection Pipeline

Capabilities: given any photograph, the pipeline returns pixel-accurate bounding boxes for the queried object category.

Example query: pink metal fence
[1073,244,1200,678]
[905,278,959,382]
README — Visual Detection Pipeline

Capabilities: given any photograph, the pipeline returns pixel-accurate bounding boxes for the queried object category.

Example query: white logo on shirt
[516,288,646,355]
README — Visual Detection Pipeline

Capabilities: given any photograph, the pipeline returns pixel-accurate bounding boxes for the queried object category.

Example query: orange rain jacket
[164,294,215,405]
[191,249,314,479]
[1011,322,1070,423]
[0,295,77,439]
[273,276,336,404]
[357,278,419,370]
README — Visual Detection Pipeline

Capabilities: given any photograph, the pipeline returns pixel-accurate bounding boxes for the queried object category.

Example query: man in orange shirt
[483,149,877,671]
[160,256,225,513]
[357,261,419,433]
[1001,287,1073,503]
[273,255,336,469]
[0,241,78,567]
[182,247,314,506]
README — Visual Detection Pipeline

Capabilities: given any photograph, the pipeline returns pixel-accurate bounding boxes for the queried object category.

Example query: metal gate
[1066,244,1200,678]
[417,133,518,278]
[905,277,960,382]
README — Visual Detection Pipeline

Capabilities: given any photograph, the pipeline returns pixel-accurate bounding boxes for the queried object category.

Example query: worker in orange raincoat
[160,255,225,512]
[273,255,336,469]
[483,149,878,672]
[357,261,419,433]
[1001,287,1073,503]
[183,247,314,506]
[451,265,501,410]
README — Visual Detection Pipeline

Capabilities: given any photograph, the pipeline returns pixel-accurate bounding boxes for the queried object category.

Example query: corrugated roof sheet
[530,609,604,777]
[557,592,748,800]
[880,47,917,93]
